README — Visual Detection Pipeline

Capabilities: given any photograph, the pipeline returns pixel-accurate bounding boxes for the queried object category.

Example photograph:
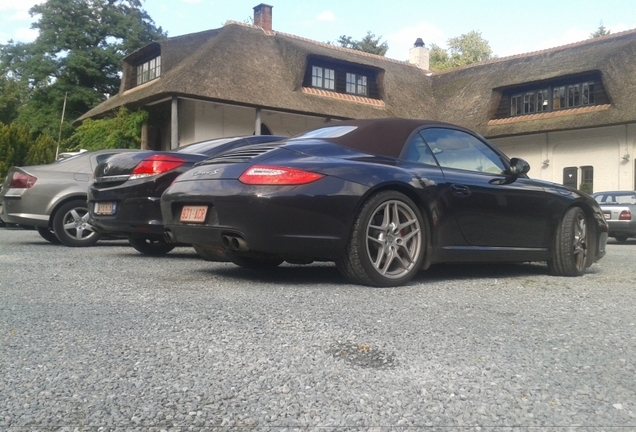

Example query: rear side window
[402,133,437,166]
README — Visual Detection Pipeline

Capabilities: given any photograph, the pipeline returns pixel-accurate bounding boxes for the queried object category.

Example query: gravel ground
[0,227,635,431]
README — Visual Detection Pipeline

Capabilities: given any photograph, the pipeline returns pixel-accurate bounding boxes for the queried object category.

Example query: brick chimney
[253,4,273,32]
[409,38,430,70]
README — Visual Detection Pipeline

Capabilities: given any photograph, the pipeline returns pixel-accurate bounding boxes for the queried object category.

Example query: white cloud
[386,22,445,60]
[316,11,335,22]
[14,26,38,42]
[0,0,44,15]
[181,0,201,3]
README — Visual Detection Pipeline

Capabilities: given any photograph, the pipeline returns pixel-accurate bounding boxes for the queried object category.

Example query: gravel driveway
[1,227,634,430]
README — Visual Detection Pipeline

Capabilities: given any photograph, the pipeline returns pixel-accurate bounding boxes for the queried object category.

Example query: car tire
[614,236,628,243]
[548,207,589,276]
[129,236,175,256]
[52,199,101,247]
[336,191,425,287]
[193,244,230,262]
[227,252,283,269]
[36,226,61,244]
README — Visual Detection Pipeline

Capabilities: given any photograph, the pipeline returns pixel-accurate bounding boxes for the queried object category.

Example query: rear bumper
[605,220,636,238]
[88,197,164,236]
[161,178,364,261]
[1,196,49,227]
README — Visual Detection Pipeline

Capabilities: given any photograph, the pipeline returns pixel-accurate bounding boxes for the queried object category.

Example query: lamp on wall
[542,159,550,167]
[622,153,630,161]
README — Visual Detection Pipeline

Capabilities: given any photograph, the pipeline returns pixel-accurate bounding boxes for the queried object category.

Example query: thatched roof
[78,22,433,123]
[431,29,636,137]
[78,22,636,138]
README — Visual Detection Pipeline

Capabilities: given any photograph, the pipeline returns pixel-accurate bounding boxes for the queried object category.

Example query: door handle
[450,184,471,197]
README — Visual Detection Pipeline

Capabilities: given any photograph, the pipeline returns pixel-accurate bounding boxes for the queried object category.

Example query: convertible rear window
[290,125,357,140]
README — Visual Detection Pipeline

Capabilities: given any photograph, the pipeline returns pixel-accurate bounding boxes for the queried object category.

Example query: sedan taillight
[619,210,632,221]
[238,165,325,185]
[130,155,186,179]
[9,172,37,188]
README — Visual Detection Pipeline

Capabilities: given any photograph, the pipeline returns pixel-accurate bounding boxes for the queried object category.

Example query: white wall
[491,123,636,192]
[178,99,329,145]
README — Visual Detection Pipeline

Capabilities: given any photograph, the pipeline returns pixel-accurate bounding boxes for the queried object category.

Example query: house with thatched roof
[78,4,636,192]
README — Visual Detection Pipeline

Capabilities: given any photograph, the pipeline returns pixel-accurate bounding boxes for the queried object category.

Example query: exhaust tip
[222,234,249,251]
[164,230,176,243]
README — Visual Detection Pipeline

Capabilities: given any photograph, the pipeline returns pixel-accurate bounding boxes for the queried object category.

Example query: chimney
[409,38,430,70]
[253,4,273,32]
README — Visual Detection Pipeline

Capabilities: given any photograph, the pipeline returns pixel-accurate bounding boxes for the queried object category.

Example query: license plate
[180,205,208,223]
[95,202,116,215]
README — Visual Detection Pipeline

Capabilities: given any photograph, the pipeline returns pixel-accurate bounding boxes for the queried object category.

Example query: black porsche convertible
[160,118,608,287]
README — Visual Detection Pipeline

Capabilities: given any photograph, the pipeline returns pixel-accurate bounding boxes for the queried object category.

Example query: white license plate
[180,205,208,223]
[95,202,116,215]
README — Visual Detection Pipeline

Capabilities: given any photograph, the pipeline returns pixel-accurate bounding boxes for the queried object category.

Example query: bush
[64,107,148,152]
[579,182,593,194]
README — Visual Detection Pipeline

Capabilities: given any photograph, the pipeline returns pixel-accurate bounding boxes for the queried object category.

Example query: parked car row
[1,118,609,287]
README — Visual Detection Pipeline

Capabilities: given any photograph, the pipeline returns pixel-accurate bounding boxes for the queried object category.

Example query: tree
[25,133,56,166]
[429,31,495,70]
[0,123,32,179]
[0,0,166,138]
[0,76,26,125]
[590,21,611,38]
[337,31,389,56]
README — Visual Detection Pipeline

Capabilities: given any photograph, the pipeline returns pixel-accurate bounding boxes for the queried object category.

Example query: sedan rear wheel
[129,236,175,256]
[548,207,589,276]
[36,226,61,244]
[614,235,628,243]
[337,191,425,287]
[52,199,101,247]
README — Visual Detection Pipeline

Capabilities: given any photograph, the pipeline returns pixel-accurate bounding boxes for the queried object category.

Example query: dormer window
[494,72,608,119]
[304,56,381,100]
[136,55,161,86]
[312,66,335,90]
[346,73,368,96]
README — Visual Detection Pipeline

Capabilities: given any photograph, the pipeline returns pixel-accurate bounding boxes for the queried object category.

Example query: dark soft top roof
[296,118,448,158]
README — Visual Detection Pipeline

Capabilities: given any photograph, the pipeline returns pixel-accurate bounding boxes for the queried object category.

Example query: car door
[419,127,551,248]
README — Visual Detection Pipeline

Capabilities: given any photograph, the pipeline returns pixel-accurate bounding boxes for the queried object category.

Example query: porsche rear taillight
[9,172,37,188]
[619,210,632,221]
[238,165,325,185]
[130,155,186,179]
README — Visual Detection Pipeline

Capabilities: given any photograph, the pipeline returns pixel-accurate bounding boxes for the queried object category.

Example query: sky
[1,0,635,60]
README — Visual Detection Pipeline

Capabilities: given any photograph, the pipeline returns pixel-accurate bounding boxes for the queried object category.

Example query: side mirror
[508,158,530,177]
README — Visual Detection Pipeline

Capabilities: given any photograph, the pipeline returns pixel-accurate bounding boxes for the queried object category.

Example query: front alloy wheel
[548,207,589,276]
[337,191,425,287]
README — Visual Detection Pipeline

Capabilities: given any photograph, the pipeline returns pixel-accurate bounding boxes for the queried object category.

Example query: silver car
[0,150,131,246]
[593,190,636,242]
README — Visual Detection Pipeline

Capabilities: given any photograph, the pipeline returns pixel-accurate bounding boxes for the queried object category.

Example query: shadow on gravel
[413,262,550,283]
[202,263,348,286]
[194,261,557,287]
